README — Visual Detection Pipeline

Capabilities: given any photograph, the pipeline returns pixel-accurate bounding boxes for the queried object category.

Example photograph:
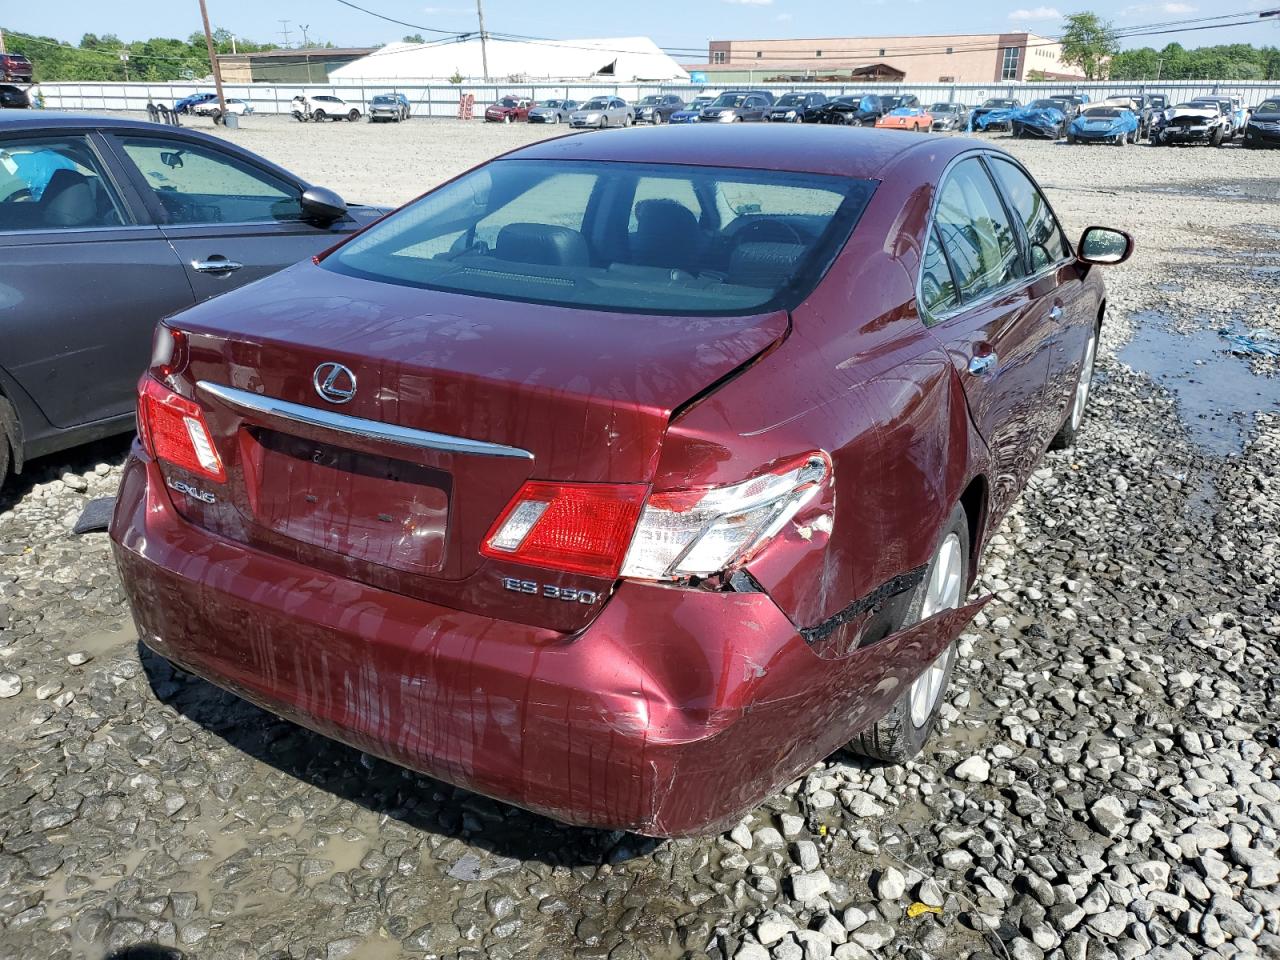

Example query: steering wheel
[736,217,806,247]
[1,187,32,204]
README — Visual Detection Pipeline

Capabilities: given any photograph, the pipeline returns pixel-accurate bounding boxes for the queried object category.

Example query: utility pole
[198,0,228,118]
[1155,57,1164,81]
[0,27,7,54]
[278,20,293,48]
[475,0,490,82]
[299,24,311,48]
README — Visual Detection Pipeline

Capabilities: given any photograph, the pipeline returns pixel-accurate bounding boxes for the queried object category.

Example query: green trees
[1110,43,1280,81]
[1,26,276,82]
[1060,12,1120,80]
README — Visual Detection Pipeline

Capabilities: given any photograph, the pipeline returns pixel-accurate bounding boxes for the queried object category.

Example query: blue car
[670,96,714,124]
[1009,99,1070,140]
[174,93,217,115]
[1067,105,1140,145]
[969,97,1020,131]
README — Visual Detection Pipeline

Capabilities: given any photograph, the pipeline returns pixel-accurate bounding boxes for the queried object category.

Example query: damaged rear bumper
[110,450,982,837]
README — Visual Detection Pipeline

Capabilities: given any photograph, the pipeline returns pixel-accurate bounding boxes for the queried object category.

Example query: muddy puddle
[1119,310,1280,455]
[1142,177,1280,203]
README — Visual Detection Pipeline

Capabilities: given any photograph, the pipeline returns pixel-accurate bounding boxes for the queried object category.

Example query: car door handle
[1048,304,1064,322]
[968,352,998,376]
[191,258,244,274]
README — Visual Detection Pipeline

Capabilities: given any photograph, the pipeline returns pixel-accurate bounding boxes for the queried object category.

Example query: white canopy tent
[329,36,689,83]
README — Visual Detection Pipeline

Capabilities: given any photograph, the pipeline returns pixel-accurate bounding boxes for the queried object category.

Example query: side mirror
[1077,226,1133,266]
[300,186,347,224]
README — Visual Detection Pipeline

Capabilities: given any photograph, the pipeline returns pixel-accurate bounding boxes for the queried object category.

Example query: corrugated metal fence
[35,79,1280,118]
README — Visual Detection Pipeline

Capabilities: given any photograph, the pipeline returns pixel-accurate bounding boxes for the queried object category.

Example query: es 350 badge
[501,578,600,604]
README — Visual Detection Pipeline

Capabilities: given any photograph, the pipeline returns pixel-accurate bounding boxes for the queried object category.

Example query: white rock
[954,756,991,783]
[876,866,906,902]
[0,674,21,698]
[791,871,831,902]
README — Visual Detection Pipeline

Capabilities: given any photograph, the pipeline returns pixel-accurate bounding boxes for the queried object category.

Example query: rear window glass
[324,159,875,316]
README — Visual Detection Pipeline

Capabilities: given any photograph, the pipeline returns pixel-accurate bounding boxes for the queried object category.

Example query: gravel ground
[1,116,1278,960]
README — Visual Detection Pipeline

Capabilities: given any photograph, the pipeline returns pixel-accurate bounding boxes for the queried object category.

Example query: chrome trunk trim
[197,381,535,460]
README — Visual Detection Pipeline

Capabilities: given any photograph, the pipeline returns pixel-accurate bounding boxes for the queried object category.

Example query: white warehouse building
[330,36,689,83]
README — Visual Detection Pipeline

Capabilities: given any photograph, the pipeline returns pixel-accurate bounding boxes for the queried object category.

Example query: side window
[119,138,302,225]
[473,172,597,248]
[920,226,958,318]
[934,158,1024,302]
[0,136,125,232]
[987,157,1070,271]
[628,176,700,232]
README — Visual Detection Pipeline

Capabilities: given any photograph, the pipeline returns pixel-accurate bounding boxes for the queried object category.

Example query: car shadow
[138,640,662,868]
[0,433,132,513]
[102,947,186,960]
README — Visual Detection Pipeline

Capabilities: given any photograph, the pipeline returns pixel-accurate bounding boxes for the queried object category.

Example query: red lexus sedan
[111,126,1132,837]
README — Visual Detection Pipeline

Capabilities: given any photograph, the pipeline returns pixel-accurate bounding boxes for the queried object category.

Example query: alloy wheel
[908,532,963,727]
[1071,329,1097,431]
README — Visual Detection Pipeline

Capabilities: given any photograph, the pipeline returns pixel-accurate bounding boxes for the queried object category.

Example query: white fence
[35,79,1280,118]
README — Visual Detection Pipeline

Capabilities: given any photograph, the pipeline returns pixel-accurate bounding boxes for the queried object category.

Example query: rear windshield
[1083,108,1123,118]
[324,159,875,316]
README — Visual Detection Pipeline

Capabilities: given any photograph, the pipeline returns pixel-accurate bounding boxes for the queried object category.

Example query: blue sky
[5,1,1277,56]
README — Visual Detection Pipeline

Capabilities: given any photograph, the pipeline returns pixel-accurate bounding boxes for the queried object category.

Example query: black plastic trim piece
[799,564,928,645]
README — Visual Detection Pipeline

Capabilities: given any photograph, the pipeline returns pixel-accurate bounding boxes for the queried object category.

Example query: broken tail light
[483,454,831,584]
[137,375,226,483]
[482,481,648,578]
[621,452,831,581]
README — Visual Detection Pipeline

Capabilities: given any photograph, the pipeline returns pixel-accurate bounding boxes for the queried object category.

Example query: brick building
[693,32,1085,84]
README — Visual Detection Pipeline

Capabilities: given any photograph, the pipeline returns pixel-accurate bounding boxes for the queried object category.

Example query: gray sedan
[0,112,385,487]
[569,96,633,129]
[528,99,579,124]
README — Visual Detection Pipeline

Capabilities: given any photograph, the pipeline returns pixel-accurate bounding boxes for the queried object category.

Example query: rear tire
[313,109,327,122]
[1050,322,1098,450]
[0,395,15,488]
[847,504,969,764]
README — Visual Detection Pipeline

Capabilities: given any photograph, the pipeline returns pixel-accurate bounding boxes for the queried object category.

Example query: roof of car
[504,124,981,180]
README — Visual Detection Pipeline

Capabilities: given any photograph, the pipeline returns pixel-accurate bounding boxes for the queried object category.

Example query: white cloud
[1008,5,1062,19]
[1121,2,1197,14]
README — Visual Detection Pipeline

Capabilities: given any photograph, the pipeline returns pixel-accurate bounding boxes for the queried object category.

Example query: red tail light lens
[481,481,648,578]
[137,375,226,483]
[149,324,187,379]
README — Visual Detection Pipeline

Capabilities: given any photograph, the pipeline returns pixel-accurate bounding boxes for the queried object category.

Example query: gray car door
[0,130,195,429]
[105,132,356,303]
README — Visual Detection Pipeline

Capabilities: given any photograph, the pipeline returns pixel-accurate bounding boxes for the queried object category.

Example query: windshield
[639,96,660,105]
[1257,100,1280,113]
[711,94,748,108]
[499,98,519,107]
[541,100,563,108]
[1083,108,1123,118]
[324,159,875,317]
[1177,102,1218,112]
[373,95,397,103]
[582,98,610,110]
[1027,100,1059,110]
[983,99,1015,108]
[930,103,957,113]
[775,94,806,107]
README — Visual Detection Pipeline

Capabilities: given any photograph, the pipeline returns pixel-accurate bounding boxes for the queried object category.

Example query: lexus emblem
[313,362,357,404]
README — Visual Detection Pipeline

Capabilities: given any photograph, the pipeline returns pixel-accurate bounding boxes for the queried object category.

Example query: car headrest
[495,222,589,268]
[41,169,96,228]
[632,199,702,269]
[728,242,807,288]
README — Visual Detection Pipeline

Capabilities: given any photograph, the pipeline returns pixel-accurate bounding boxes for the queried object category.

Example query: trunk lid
[164,263,788,630]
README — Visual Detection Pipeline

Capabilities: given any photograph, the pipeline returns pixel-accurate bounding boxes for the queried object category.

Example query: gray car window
[120,138,302,226]
[935,158,1024,302]
[0,136,125,232]
[987,157,1070,271]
